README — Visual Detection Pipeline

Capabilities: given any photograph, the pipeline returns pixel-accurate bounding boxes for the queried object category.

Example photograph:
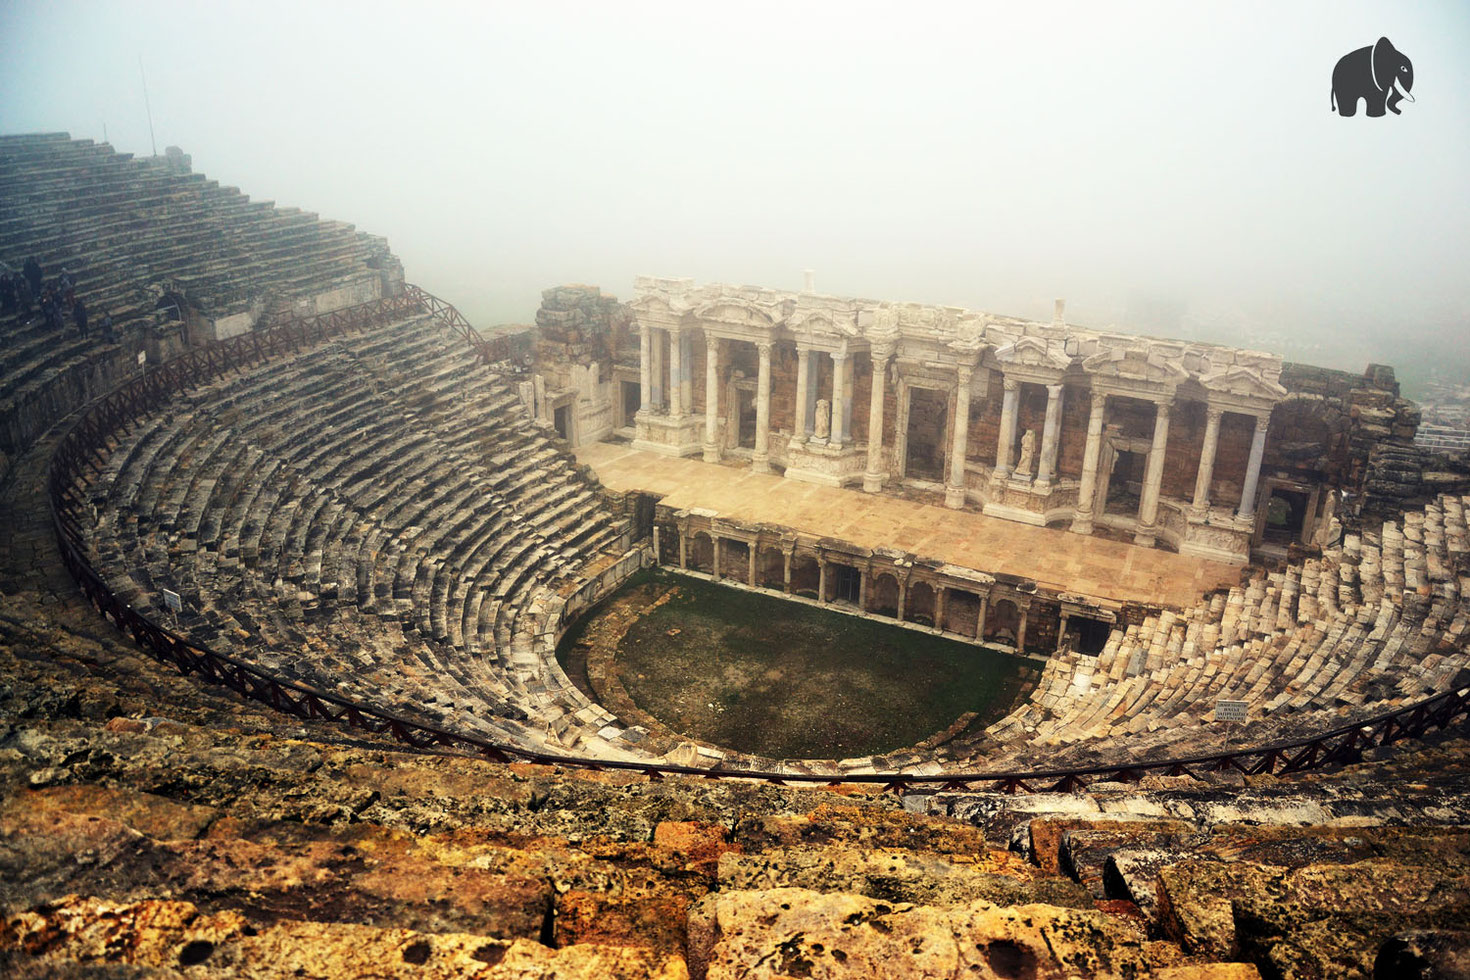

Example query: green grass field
[559,569,1031,760]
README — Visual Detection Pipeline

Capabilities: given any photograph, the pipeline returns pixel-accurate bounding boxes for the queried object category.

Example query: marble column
[638,326,652,415]
[945,365,973,509]
[678,526,687,569]
[782,547,793,591]
[934,587,946,634]
[649,327,664,411]
[830,349,849,444]
[976,594,989,639]
[993,376,1020,482]
[652,526,661,564]
[667,328,684,417]
[839,354,854,442]
[1056,613,1070,652]
[703,333,721,462]
[858,568,868,609]
[679,331,694,419]
[1135,400,1172,547]
[1190,406,1224,517]
[712,537,722,579]
[751,341,773,473]
[790,345,813,450]
[748,543,757,587]
[863,345,892,493]
[817,558,828,603]
[1016,605,1029,652]
[1035,383,1065,488]
[1070,391,1108,534]
[1238,414,1270,521]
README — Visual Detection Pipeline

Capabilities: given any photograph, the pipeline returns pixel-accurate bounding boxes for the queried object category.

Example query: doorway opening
[904,387,948,482]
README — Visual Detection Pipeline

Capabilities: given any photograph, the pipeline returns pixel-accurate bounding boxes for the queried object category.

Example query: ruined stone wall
[533,285,624,391]
[1271,363,1424,522]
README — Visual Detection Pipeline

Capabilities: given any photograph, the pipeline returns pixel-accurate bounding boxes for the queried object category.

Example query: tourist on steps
[22,255,42,297]
[74,298,88,339]
[100,311,115,344]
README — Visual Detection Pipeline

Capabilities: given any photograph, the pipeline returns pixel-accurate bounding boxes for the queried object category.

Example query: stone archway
[756,546,785,590]
[869,572,900,617]
[905,580,936,626]
[689,532,714,574]
[789,555,820,598]
[986,598,1020,645]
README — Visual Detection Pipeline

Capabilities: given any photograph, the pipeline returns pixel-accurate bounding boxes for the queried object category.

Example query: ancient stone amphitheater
[2,132,1468,978]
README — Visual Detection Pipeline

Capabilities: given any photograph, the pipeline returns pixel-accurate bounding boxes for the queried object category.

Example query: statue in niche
[1016,428,1036,477]
[814,399,831,441]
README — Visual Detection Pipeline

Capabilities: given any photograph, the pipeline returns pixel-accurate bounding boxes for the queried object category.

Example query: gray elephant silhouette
[1332,37,1414,116]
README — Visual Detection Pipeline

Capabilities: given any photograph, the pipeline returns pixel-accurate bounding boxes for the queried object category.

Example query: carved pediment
[1082,347,1189,385]
[995,336,1071,371]
[788,307,859,338]
[627,292,692,320]
[693,299,782,328]
[1199,365,1289,400]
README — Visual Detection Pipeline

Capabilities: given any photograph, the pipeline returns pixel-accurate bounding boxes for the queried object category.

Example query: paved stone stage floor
[576,443,1242,610]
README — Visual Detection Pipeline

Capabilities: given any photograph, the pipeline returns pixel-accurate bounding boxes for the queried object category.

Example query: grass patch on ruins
[557,568,1031,760]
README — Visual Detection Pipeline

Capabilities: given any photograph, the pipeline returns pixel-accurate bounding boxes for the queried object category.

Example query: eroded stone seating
[85,311,635,754]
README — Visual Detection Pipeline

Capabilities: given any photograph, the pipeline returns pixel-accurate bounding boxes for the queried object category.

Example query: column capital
[831,348,849,366]
[756,341,772,358]
[956,364,974,385]
[1155,399,1172,420]
[1206,405,1225,424]
[705,331,719,351]
[1254,413,1270,433]
[1003,376,1020,393]
[1046,382,1063,397]
[1090,390,1107,412]
[870,343,894,363]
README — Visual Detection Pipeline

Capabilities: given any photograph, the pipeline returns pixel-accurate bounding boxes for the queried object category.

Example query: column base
[702,444,721,463]
[944,486,967,509]
[1134,526,1158,547]
[990,469,1011,487]
[1070,515,1094,535]
[862,471,886,493]
[751,454,771,474]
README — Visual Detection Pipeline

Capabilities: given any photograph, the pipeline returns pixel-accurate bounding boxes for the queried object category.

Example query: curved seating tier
[0,132,392,421]
[963,494,1470,770]
[84,312,638,757]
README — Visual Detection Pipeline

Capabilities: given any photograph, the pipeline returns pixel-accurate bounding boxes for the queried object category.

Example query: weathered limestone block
[688,887,1248,980]
[1,895,688,979]
[1157,860,1470,977]
[717,844,1094,909]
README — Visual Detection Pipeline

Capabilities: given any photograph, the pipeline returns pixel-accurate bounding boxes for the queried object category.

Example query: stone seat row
[84,312,637,758]
[968,494,1470,771]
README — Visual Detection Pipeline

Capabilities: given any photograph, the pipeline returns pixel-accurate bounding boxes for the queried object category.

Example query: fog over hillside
[2,0,1467,394]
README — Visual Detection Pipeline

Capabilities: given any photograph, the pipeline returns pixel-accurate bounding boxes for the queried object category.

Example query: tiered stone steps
[0,132,390,416]
[84,312,633,755]
[968,494,1470,770]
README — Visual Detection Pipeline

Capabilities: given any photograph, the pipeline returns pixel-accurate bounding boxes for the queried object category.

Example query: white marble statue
[1016,428,1036,477]
[814,398,831,440]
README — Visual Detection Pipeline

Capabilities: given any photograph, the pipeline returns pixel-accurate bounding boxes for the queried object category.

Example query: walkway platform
[575,443,1242,610]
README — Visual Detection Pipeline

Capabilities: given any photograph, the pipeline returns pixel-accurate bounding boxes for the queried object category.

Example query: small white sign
[161,588,182,612]
[1215,699,1249,722]
[137,350,147,366]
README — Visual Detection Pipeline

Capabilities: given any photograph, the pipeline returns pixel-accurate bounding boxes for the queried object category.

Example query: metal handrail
[45,287,1470,793]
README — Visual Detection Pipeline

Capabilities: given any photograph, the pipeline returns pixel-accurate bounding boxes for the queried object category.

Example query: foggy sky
[3,1,1468,392]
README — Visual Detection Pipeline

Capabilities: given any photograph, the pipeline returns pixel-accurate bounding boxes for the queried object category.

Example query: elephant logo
[1332,37,1414,116]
